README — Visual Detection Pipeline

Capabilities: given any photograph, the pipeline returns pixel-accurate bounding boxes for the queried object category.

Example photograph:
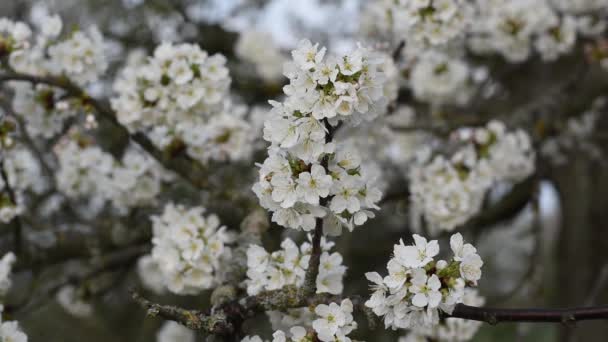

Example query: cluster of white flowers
[111,43,254,163]
[363,0,607,63]
[469,0,580,62]
[0,305,27,342]
[236,30,286,81]
[363,0,473,47]
[253,39,386,235]
[10,82,79,139]
[246,236,346,295]
[410,121,535,232]
[4,15,107,84]
[365,233,483,330]
[409,51,473,106]
[242,299,357,342]
[399,289,485,342]
[149,203,233,295]
[55,138,168,214]
[46,28,107,85]
[156,321,195,342]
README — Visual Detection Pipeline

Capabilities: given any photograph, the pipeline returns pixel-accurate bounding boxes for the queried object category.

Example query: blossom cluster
[242,299,357,342]
[408,51,475,106]
[0,18,32,53]
[363,0,608,63]
[365,233,483,330]
[363,0,473,47]
[253,39,386,235]
[55,138,169,214]
[236,30,286,81]
[409,121,535,232]
[399,289,485,342]
[469,0,580,62]
[111,43,254,164]
[246,236,346,295]
[9,80,84,139]
[149,203,233,295]
[3,15,107,84]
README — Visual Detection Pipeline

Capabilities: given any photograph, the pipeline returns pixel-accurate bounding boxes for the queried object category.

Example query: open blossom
[394,234,439,268]
[150,203,233,295]
[365,233,483,330]
[245,236,346,296]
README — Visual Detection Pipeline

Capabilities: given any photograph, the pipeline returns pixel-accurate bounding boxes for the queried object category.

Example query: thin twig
[303,120,338,296]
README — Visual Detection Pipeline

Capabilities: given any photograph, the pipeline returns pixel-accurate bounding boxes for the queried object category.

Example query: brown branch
[449,304,608,324]
[131,285,373,335]
[131,283,608,337]
[303,120,338,296]
[0,72,212,189]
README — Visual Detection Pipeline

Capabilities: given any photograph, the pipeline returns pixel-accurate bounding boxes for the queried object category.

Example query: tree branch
[303,120,338,296]
[8,243,149,315]
[449,304,608,324]
[131,285,373,335]
[131,284,608,336]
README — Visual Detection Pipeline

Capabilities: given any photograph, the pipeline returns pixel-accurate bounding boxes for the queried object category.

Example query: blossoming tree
[0,0,608,341]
